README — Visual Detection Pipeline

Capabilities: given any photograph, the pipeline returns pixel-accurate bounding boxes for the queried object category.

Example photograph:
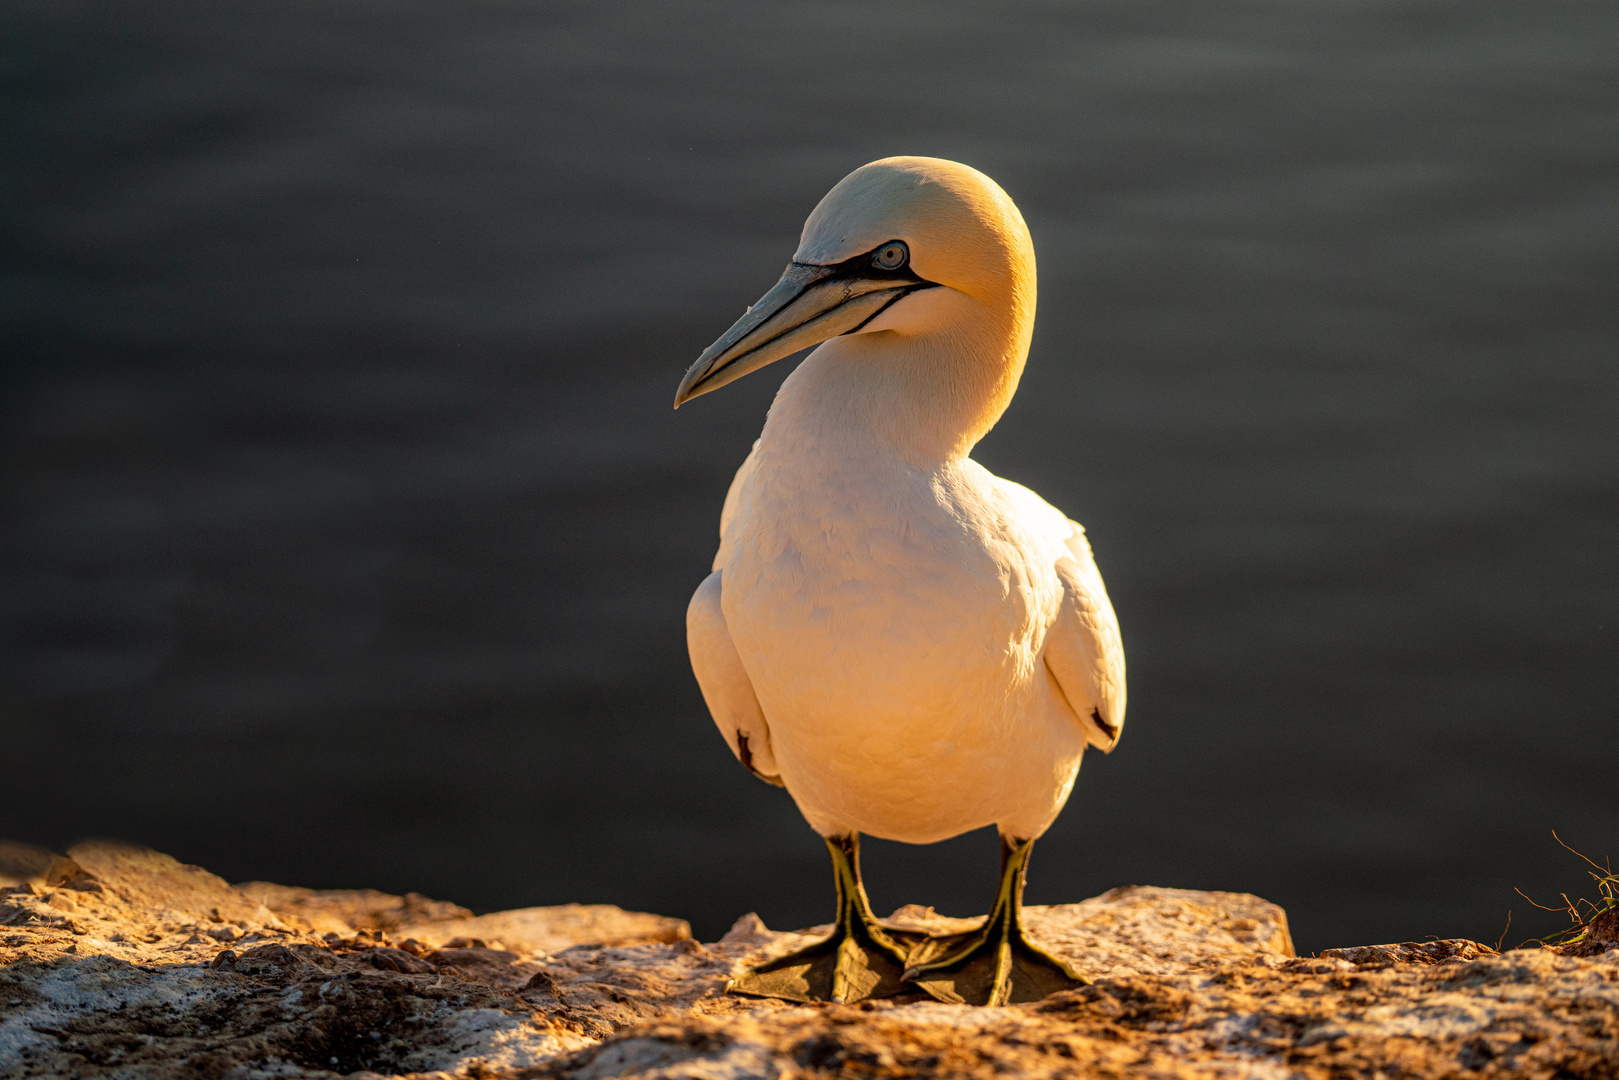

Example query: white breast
[718,431,1087,844]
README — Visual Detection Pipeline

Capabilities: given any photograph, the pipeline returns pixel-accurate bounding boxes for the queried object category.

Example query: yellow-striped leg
[727,834,912,1004]
[902,835,1088,1006]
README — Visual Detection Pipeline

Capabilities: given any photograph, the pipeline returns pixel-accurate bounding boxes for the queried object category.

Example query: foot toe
[906,936,1086,1006]
[729,931,911,1004]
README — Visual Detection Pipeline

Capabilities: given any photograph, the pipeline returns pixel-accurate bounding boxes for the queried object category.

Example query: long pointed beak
[674,262,925,408]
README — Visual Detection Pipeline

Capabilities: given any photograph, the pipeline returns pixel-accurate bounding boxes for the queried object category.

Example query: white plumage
[675,156,1125,1006]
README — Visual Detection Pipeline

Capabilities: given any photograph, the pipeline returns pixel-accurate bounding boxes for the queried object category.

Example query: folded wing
[1043,522,1127,752]
[687,569,783,785]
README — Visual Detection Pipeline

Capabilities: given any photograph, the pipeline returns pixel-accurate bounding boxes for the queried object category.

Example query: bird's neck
[761,294,1032,470]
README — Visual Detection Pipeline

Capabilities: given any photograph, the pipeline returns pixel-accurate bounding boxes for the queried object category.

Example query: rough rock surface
[2,841,1615,1079]
[232,880,690,957]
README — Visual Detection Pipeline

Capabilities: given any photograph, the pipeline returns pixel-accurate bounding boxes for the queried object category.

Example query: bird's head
[674,157,1036,410]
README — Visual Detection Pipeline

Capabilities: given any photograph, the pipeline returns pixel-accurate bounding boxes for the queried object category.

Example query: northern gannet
[674,157,1126,1007]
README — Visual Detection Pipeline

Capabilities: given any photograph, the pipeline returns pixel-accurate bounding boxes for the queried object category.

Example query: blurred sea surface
[3,1,1617,952]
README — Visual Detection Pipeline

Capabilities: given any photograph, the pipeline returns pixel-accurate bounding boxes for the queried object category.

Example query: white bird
[675,157,1125,1007]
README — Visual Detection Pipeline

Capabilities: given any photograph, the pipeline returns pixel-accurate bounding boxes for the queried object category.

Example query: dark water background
[4,1,1617,954]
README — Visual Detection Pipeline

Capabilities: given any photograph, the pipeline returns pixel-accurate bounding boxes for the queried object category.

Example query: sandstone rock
[64,840,282,927]
[1319,937,1499,966]
[526,950,1619,1080]
[0,843,83,891]
[235,882,692,957]
[2,840,1616,1079]
[234,882,476,937]
[1562,906,1619,958]
[403,904,691,956]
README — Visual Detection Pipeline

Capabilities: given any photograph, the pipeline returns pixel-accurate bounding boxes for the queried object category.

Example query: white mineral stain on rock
[390,1007,571,1075]
[1360,996,1498,1039]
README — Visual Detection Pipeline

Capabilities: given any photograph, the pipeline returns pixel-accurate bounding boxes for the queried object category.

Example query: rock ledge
[1,841,1615,1078]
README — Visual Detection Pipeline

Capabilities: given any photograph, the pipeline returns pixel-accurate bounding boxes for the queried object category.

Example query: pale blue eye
[871,241,908,271]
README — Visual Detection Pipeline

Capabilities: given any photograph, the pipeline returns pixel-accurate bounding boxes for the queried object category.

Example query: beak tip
[673,261,844,412]
[673,361,712,410]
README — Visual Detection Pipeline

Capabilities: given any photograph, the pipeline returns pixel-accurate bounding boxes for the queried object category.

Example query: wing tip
[736,730,785,786]
[1089,707,1121,753]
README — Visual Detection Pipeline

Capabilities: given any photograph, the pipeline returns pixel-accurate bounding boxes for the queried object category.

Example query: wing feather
[713,439,761,572]
[988,476,1127,752]
[1044,521,1128,752]
[687,568,782,785]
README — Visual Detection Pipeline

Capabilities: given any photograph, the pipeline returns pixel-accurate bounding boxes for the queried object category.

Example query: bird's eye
[871,241,908,271]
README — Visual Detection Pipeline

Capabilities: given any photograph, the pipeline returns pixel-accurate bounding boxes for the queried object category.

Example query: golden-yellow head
[674,157,1036,409]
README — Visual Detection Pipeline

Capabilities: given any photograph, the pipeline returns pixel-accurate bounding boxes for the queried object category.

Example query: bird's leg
[902,835,1089,1006]
[727,833,913,1004]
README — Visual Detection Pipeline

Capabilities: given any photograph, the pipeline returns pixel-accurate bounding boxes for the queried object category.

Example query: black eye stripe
[794,240,927,284]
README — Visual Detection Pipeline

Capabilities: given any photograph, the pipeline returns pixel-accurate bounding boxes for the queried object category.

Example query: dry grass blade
[1515,832,1618,950]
